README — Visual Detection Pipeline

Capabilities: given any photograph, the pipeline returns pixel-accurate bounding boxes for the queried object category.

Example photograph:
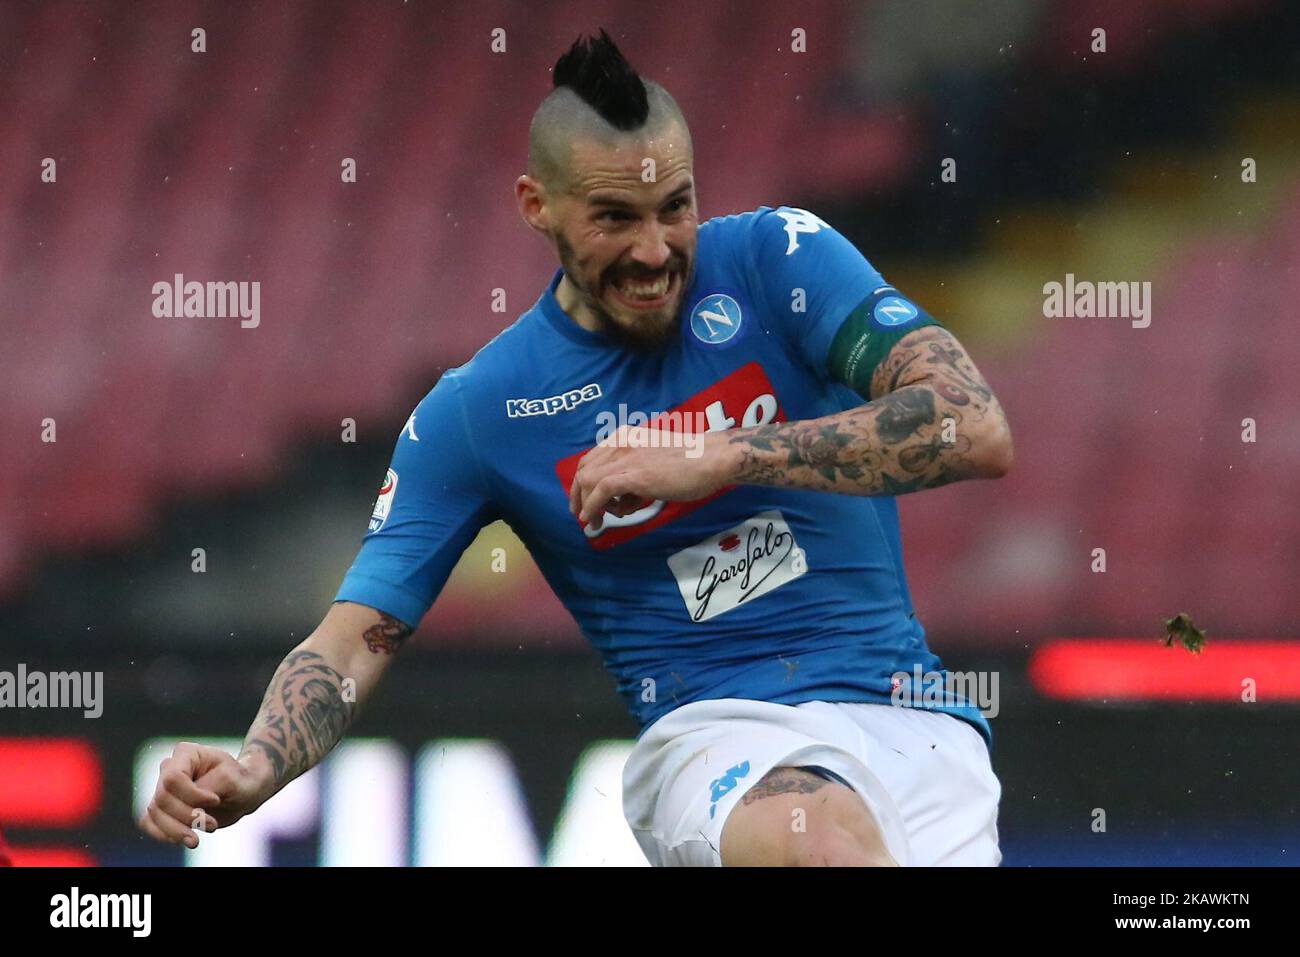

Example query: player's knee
[786,819,898,867]
[722,767,898,867]
[795,778,897,867]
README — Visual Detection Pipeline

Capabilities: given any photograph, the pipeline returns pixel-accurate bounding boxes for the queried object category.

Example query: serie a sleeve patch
[826,286,942,396]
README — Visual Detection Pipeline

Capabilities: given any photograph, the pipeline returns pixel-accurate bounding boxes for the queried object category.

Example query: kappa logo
[708,761,751,819]
[506,383,602,418]
[774,207,830,255]
[401,412,420,441]
[689,293,743,345]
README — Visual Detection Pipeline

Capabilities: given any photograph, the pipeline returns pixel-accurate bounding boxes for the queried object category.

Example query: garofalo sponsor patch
[667,510,808,623]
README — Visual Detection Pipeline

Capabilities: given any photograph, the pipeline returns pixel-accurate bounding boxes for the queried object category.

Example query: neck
[555,273,602,334]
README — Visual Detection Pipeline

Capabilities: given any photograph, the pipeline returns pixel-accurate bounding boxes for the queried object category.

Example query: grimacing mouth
[603,258,689,309]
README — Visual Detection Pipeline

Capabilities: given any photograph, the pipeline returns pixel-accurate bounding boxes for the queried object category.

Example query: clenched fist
[137,742,272,848]
[568,425,740,530]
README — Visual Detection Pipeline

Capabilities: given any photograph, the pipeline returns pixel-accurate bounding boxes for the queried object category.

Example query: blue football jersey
[336,206,991,746]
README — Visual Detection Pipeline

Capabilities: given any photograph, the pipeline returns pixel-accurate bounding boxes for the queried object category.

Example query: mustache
[607,256,689,284]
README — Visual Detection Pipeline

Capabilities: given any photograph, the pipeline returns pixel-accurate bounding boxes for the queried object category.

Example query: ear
[515,175,550,235]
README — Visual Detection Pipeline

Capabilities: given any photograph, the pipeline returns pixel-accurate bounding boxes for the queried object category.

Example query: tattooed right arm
[240,651,354,787]
[135,602,411,845]
[237,602,412,797]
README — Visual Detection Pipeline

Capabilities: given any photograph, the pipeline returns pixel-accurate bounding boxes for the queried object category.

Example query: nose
[627,220,671,272]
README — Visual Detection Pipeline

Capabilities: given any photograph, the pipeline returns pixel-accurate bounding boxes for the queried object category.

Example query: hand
[137,742,272,848]
[568,426,739,530]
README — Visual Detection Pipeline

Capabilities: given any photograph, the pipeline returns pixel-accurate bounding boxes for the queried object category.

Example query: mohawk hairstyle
[552,29,649,131]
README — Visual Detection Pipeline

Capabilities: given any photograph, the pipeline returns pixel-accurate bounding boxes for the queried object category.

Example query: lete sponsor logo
[555,363,785,550]
[667,510,808,623]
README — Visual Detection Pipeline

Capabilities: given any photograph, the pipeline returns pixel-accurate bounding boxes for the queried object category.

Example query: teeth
[619,274,670,299]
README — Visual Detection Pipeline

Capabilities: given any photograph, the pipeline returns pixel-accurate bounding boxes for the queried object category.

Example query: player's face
[552,128,696,351]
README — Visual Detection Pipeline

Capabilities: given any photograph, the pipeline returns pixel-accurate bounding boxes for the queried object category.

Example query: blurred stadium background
[2,0,1298,865]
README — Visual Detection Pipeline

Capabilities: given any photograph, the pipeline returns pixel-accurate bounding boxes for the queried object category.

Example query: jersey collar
[537,269,619,347]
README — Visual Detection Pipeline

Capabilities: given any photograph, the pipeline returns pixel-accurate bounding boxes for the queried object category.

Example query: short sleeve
[749,206,941,394]
[333,372,496,628]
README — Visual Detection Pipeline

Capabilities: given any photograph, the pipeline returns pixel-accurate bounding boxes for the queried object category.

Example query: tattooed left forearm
[726,327,1012,496]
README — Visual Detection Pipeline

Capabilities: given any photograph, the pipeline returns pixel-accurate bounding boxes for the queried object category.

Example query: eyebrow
[587,179,694,209]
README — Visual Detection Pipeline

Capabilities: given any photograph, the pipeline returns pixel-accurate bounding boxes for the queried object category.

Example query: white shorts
[622,698,1001,867]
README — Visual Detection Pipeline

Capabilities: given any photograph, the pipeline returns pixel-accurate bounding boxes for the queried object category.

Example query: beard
[555,233,691,354]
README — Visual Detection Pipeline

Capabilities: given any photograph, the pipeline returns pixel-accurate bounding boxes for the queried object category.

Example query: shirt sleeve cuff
[333,572,430,630]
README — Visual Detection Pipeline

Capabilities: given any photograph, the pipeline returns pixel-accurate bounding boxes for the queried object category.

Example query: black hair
[552,29,649,131]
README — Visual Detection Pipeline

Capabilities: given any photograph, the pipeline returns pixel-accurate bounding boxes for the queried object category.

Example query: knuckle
[161,768,186,790]
[209,767,236,792]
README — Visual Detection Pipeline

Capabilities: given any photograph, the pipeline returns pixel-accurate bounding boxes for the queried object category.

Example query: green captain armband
[826,286,943,397]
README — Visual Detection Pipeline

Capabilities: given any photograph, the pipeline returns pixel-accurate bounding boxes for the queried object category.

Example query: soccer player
[140,31,1013,867]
